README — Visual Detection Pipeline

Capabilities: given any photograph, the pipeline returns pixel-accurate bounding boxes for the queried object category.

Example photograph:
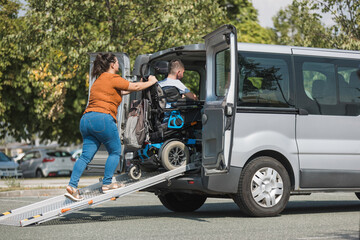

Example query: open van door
[202,25,238,175]
[87,53,131,173]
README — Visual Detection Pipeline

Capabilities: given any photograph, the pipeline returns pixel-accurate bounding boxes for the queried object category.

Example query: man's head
[168,59,185,80]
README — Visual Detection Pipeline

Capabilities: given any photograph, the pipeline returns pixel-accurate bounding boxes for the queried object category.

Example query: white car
[12,153,25,163]
[18,149,74,178]
[70,149,82,161]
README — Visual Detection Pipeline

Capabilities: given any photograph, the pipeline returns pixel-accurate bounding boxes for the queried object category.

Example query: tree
[219,0,275,43]
[272,0,360,50]
[272,0,333,47]
[306,0,360,50]
[0,0,40,143]
[1,0,227,144]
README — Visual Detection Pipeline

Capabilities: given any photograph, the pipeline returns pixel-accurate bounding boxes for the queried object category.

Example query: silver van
[89,25,360,216]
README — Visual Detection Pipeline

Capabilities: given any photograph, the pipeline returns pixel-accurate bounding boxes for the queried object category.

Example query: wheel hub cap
[251,167,283,208]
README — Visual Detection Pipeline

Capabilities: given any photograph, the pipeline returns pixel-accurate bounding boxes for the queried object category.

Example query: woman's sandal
[102,182,125,193]
[64,185,84,201]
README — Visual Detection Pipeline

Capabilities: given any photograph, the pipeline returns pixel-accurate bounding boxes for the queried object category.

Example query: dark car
[0,152,22,178]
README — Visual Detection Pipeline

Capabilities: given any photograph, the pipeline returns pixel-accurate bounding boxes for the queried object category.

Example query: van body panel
[230,112,300,188]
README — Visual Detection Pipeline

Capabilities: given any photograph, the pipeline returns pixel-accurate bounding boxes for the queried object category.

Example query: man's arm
[184,92,198,100]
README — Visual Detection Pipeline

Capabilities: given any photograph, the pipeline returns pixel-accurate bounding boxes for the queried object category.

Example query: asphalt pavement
[0,192,359,240]
[0,176,103,197]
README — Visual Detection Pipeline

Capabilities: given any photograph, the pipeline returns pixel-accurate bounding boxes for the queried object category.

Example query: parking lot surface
[0,191,359,240]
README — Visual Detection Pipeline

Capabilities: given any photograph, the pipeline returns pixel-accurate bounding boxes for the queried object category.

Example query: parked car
[18,149,75,178]
[0,152,22,178]
[12,153,25,163]
[70,149,82,162]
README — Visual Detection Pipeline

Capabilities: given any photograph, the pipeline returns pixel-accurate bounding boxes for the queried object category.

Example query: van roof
[148,42,360,60]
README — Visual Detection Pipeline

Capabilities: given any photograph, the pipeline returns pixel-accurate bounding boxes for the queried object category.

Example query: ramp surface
[0,164,196,227]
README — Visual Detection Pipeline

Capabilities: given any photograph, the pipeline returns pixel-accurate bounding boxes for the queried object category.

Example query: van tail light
[70,157,76,162]
[42,158,55,163]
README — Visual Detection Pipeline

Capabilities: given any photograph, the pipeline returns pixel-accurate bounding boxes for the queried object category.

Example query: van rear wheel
[158,192,206,212]
[233,156,290,217]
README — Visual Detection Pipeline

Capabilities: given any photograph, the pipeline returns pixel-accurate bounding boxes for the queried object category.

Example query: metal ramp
[0,163,197,227]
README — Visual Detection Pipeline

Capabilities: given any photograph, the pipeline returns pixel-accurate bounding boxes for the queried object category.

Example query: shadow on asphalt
[40,200,360,226]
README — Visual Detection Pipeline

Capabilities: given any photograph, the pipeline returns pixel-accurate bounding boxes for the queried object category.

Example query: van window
[295,56,360,116]
[238,53,292,107]
[182,70,201,97]
[215,49,230,97]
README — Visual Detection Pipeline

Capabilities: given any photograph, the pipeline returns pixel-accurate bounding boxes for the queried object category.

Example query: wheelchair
[126,62,203,180]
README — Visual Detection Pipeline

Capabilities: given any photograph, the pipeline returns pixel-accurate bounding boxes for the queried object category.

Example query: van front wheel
[233,156,290,217]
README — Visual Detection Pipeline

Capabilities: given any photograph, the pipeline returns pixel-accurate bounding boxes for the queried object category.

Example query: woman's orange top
[84,72,130,121]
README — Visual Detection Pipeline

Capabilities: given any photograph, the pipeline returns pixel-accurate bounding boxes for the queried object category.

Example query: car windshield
[0,152,12,162]
[46,151,71,157]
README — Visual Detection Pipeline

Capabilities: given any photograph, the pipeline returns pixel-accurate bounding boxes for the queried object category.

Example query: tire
[128,165,142,180]
[233,156,291,217]
[158,192,207,212]
[355,192,360,200]
[36,169,44,178]
[160,141,189,170]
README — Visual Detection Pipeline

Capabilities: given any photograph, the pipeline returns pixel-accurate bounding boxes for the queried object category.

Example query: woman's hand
[148,75,158,85]
[127,75,158,92]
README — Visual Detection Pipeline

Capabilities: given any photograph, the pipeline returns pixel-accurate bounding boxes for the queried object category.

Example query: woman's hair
[91,53,116,78]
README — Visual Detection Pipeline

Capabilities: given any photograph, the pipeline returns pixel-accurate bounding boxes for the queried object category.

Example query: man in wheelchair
[126,60,203,180]
[158,59,198,105]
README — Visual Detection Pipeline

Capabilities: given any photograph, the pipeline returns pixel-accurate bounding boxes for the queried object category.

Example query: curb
[0,189,65,198]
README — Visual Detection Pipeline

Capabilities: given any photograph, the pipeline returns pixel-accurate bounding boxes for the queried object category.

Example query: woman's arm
[126,75,158,91]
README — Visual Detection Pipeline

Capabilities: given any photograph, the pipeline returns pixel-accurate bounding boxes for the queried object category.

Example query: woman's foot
[65,185,84,201]
[102,182,125,193]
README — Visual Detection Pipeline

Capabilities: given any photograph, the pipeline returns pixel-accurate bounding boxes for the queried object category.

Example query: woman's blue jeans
[69,112,121,188]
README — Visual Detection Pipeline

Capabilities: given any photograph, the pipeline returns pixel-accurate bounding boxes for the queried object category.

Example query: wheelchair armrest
[171,99,204,108]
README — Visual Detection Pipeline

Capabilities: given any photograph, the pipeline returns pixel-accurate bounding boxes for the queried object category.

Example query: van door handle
[202,114,208,124]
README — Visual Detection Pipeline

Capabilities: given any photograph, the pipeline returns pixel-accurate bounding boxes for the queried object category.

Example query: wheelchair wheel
[161,141,189,170]
[128,165,142,180]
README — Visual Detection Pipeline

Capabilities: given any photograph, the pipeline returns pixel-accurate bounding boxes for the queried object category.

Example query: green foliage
[1,0,276,144]
[272,0,332,47]
[219,0,275,43]
[1,0,228,144]
[272,0,360,50]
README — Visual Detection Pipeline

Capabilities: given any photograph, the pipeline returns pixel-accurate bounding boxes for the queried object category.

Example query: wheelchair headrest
[153,61,169,75]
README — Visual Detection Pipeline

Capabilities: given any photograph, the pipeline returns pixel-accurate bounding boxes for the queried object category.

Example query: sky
[252,0,292,28]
